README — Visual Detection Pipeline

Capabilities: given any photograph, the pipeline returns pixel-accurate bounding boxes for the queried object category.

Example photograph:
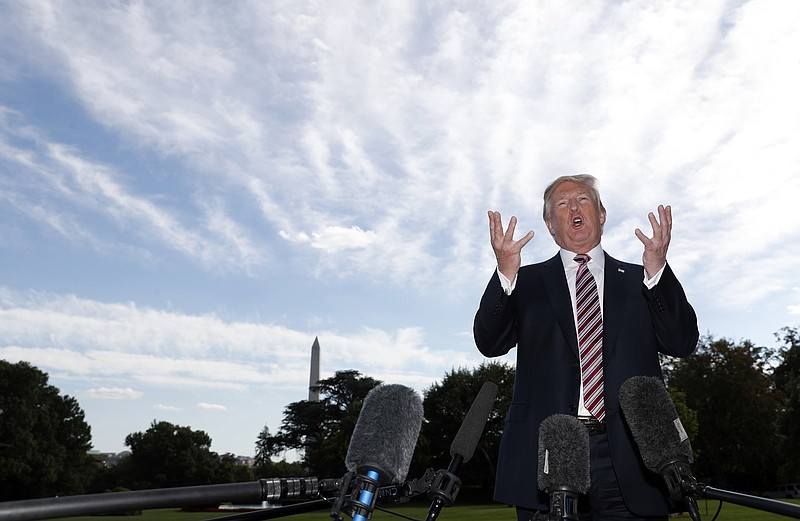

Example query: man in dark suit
[474,175,698,520]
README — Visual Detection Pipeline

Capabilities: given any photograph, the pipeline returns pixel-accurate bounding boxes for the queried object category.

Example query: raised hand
[488,210,535,281]
[634,204,672,279]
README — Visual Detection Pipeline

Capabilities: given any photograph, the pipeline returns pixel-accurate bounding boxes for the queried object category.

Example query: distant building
[234,455,256,467]
[88,450,130,467]
[89,450,256,467]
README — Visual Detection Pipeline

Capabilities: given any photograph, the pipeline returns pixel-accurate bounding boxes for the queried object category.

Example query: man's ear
[546,218,555,236]
[600,211,606,225]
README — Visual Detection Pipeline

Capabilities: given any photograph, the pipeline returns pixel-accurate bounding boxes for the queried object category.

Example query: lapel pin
[618,268,625,273]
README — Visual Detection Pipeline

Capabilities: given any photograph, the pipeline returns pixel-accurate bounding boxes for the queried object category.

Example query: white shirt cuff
[644,264,666,289]
[497,267,517,295]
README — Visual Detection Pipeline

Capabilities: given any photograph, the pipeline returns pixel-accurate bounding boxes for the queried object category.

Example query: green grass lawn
[37,498,800,521]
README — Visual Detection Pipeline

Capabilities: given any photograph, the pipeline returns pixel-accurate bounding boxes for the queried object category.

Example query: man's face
[545,181,606,254]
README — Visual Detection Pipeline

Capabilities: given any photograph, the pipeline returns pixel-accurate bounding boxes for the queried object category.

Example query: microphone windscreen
[345,383,423,484]
[537,414,590,494]
[619,376,693,472]
[450,381,498,462]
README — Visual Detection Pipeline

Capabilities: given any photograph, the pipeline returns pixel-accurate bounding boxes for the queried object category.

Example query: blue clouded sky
[1,1,800,458]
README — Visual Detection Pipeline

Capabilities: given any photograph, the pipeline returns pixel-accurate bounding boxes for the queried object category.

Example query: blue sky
[1,1,800,458]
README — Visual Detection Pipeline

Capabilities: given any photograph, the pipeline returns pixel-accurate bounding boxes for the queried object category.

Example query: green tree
[271,370,381,477]
[254,424,276,475]
[217,453,254,483]
[773,326,800,483]
[266,459,306,477]
[253,425,305,478]
[121,421,226,489]
[666,336,782,492]
[0,360,96,501]
[419,362,515,492]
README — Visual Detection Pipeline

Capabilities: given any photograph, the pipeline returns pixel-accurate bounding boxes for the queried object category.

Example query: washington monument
[308,336,321,402]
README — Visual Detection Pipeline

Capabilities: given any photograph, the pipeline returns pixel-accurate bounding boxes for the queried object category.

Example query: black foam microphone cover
[423,381,499,521]
[537,414,590,494]
[619,376,701,521]
[450,381,498,462]
[345,383,423,484]
[618,375,692,472]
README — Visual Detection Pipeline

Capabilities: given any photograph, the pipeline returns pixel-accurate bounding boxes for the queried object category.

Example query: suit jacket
[473,252,698,515]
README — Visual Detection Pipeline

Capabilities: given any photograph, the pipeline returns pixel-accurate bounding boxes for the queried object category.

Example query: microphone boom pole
[0,478,340,521]
[694,483,800,519]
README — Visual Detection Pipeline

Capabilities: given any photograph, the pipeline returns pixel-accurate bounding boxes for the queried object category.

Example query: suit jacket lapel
[541,253,580,359]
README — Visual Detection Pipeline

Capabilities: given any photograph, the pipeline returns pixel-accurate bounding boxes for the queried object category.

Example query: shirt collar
[559,243,605,272]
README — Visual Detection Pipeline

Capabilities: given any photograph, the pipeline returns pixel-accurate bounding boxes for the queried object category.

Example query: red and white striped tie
[575,254,605,421]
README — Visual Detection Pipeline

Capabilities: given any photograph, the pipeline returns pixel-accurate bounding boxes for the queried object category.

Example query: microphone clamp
[549,486,579,521]
[656,457,700,521]
[657,457,696,502]
[329,471,354,521]
[350,470,381,521]
[402,467,436,498]
[428,468,462,508]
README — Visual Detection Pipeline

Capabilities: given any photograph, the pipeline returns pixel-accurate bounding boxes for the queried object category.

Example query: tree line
[663,327,800,492]
[1,327,799,502]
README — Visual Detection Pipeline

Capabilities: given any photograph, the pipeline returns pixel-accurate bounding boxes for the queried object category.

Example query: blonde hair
[542,174,606,222]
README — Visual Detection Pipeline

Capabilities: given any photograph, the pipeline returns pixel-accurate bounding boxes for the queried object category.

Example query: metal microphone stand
[0,466,448,521]
[671,464,800,519]
[0,478,342,521]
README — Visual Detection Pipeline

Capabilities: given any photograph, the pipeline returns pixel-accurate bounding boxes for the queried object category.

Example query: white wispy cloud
[6,0,795,301]
[83,387,143,400]
[154,404,182,412]
[0,109,268,274]
[2,0,800,455]
[0,286,473,392]
[280,226,377,252]
[2,0,798,313]
[197,403,227,412]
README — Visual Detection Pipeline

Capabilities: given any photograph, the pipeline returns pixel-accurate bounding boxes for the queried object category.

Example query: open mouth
[572,216,583,228]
